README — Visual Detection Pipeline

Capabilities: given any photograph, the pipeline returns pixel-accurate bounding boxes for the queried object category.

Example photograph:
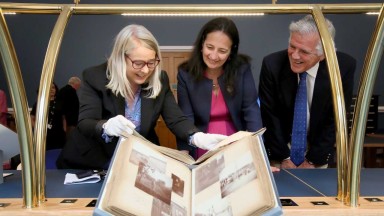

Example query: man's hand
[281,159,297,169]
[298,159,315,168]
[270,166,280,172]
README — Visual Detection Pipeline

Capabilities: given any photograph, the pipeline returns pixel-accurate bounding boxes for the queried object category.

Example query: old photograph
[172,173,185,197]
[135,161,173,204]
[219,152,257,198]
[129,148,167,173]
[195,154,225,194]
[171,201,187,216]
[195,197,233,216]
[151,198,171,216]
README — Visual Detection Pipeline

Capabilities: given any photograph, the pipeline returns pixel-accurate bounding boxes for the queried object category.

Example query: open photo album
[94,129,282,216]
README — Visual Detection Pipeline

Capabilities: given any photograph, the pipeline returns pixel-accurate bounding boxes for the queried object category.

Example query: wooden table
[1,169,384,215]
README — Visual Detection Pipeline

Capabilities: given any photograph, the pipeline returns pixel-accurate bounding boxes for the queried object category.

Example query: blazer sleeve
[77,64,109,141]
[239,64,263,131]
[177,69,196,123]
[340,52,356,110]
[259,56,291,161]
[160,71,199,142]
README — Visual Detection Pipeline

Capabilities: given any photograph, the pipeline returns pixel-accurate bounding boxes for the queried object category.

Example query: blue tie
[290,72,307,166]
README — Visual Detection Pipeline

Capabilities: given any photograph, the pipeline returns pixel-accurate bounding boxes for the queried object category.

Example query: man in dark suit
[57,76,81,137]
[259,15,356,168]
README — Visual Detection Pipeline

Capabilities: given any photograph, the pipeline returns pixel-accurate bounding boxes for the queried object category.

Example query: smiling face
[288,32,324,74]
[202,31,232,74]
[49,84,56,100]
[125,43,157,91]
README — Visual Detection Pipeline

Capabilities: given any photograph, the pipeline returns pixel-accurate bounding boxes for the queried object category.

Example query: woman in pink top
[177,17,263,158]
[0,89,7,127]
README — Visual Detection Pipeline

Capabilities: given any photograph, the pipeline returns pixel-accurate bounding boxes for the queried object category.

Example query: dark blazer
[31,99,66,150]
[177,62,263,154]
[57,63,199,169]
[57,84,79,127]
[259,50,356,165]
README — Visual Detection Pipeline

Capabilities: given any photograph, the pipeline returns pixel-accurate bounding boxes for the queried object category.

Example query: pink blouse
[0,90,7,127]
[196,87,236,158]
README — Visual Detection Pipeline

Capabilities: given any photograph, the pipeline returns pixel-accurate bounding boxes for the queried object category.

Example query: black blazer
[57,63,199,169]
[259,50,356,165]
[57,84,79,127]
[177,63,263,154]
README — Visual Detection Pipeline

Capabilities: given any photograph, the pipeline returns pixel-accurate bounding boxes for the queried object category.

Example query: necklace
[212,82,220,98]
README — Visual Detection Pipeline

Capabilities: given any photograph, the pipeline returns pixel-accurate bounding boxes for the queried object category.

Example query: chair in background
[348,95,384,168]
[16,149,62,170]
[46,149,62,169]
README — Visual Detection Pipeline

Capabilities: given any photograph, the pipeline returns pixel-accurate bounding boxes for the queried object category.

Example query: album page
[191,135,277,216]
[99,136,193,216]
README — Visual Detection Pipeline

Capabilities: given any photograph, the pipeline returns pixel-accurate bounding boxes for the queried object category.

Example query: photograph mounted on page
[94,128,282,216]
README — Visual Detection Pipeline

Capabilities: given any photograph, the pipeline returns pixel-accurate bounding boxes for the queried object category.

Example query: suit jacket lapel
[281,64,297,109]
[110,92,125,116]
[311,61,331,124]
[194,78,213,128]
[112,89,153,136]
[219,78,238,128]
[140,93,153,136]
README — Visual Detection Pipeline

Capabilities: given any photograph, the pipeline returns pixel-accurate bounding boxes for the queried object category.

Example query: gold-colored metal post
[34,6,73,203]
[0,8,37,208]
[346,4,384,207]
[311,6,349,202]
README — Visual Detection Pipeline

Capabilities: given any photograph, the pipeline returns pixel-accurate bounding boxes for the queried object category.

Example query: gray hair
[289,15,336,56]
[68,76,81,85]
[106,24,162,99]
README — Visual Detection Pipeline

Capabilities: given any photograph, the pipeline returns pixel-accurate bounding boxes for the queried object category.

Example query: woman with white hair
[57,24,226,170]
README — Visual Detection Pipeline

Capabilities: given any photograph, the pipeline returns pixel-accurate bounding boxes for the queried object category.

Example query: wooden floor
[1,197,384,215]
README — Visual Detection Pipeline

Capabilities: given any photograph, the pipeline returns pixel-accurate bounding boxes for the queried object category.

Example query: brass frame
[0,2,383,209]
[346,5,384,207]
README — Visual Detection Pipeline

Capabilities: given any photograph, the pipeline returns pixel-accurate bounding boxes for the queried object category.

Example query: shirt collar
[306,62,319,78]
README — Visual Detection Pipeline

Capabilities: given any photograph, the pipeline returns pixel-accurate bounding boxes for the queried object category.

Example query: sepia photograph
[172,173,185,197]
[151,198,171,216]
[219,152,257,198]
[129,148,167,173]
[135,161,173,204]
[195,154,225,194]
[195,197,233,216]
[171,201,187,216]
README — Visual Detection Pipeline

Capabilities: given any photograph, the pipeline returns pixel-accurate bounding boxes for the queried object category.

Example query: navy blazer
[57,63,199,169]
[177,62,263,153]
[259,50,356,165]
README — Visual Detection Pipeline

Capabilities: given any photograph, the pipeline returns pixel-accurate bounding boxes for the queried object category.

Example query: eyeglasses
[125,55,160,69]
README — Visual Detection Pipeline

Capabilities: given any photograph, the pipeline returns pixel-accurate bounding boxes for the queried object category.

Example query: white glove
[191,132,228,150]
[102,115,136,137]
